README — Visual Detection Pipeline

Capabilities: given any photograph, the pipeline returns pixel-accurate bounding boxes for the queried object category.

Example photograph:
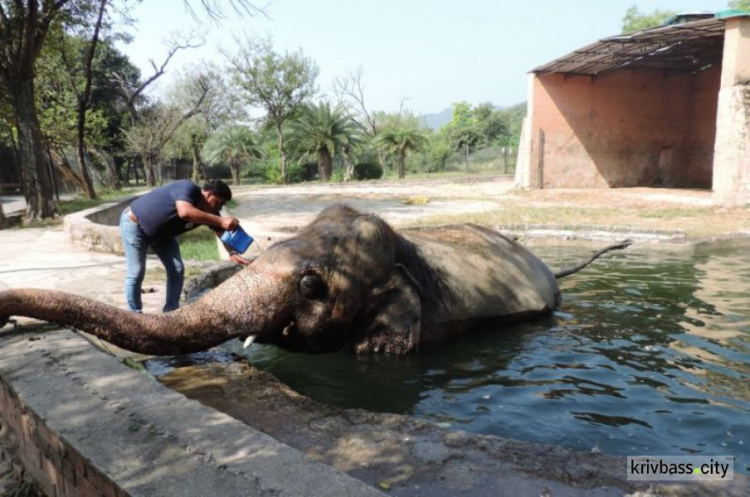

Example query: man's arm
[175,200,239,231]
[215,232,253,266]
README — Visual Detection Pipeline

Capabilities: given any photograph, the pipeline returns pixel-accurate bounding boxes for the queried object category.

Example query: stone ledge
[0,330,384,497]
[63,197,136,255]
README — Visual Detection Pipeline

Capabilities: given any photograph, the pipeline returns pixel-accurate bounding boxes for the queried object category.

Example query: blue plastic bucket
[220,226,253,254]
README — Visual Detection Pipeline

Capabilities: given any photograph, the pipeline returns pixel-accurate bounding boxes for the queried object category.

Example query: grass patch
[639,208,714,219]
[405,205,626,229]
[179,228,220,261]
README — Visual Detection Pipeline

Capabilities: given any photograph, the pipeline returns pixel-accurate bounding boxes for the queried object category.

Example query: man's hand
[220,216,240,232]
[229,253,253,265]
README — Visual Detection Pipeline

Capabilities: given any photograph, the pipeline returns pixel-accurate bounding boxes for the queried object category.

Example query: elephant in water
[0,204,630,355]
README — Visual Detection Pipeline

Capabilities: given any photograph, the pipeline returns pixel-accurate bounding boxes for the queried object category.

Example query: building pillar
[514,73,536,189]
[712,16,750,205]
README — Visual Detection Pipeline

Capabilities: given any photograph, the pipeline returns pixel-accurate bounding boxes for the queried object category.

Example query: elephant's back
[403,225,560,322]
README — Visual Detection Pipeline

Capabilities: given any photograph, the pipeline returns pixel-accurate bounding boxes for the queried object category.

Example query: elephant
[0,204,631,355]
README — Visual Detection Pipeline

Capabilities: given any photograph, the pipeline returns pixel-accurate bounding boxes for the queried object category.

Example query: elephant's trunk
[0,266,291,356]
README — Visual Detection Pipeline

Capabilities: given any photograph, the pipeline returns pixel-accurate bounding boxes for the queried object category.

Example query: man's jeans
[120,211,184,313]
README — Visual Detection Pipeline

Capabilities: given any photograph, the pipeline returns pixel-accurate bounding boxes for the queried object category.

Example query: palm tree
[287,102,361,181]
[374,125,428,179]
[202,125,265,186]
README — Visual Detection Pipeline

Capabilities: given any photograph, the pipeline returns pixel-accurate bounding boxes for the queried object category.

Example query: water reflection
[149,243,750,473]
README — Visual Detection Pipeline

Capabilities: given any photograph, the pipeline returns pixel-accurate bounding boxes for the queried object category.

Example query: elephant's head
[0,205,425,356]
[246,204,423,354]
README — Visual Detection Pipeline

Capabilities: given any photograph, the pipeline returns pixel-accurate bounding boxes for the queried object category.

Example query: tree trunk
[230,160,241,186]
[9,76,58,221]
[74,0,107,201]
[276,122,288,184]
[144,153,157,187]
[318,148,332,182]
[49,149,87,191]
[89,148,121,190]
[342,145,354,182]
[191,133,203,182]
[398,153,406,179]
[464,144,470,172]
[75,143,97,198]
[377,150,387,174]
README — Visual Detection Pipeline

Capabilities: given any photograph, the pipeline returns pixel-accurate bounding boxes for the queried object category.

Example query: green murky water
[152,243,750,473]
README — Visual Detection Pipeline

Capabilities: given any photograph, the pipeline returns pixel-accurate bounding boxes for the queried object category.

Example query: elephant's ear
[351,265,422,354]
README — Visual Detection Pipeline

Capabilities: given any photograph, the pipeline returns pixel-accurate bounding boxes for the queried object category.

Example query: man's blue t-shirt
[130,180,208,239]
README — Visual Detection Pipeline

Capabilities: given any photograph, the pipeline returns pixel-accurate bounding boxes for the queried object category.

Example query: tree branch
[185,0,268,24]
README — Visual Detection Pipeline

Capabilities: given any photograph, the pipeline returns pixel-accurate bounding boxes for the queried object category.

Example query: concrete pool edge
[0,330,385,497]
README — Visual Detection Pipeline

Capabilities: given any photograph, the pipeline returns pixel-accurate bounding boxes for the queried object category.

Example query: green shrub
[265,161,307,184]
[353,160,383,180]
[207,163,231,180]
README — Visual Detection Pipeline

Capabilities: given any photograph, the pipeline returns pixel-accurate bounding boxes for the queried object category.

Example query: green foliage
[495,103,526,148]
[265,159,306,184]
[286,101,361,181]
[165,62,246,163]
[441,101,512,160]
[621,5,676,34]
[202,124,265,184]
[229,36,319,183]
[729,0,750,10]
[473,101,509,146]
[374,116,428,179]
[353,159,383,180]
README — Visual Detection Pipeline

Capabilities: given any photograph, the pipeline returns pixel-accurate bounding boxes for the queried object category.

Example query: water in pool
[163,243,750,473]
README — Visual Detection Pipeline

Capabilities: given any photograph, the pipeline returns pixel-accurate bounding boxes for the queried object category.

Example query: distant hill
[419,103,526,131]
[419,108,453,131]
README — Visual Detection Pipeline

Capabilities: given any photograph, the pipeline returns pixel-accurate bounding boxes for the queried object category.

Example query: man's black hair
[203,179,232,202]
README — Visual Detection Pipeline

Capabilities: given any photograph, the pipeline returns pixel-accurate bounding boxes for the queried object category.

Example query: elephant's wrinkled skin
[0,204,629,355]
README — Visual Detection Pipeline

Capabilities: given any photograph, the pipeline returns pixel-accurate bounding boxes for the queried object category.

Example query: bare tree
[333,67,390,176]
[123,76,210,186]
[113,33,207,185]
[167,62,246,182]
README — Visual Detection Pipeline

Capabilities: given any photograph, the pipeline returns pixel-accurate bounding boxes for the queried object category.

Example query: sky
[114,0,734,116]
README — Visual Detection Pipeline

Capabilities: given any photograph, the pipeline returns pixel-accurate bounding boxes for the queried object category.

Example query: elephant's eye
[299,273,327,299]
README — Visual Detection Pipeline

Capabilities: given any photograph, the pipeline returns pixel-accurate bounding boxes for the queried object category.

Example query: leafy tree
[0,0,263,221]
[228,36,318,184]
[36,28,129,193]
[728,0,750,10]
[424,132,452,173]
[202,124,265,185]
[443,101,482,171]
[287,101,361,182]
[0,0,75,221]
[374,119,427,179]
[473,102,509,147]
[166,63,245,182]
[621,5,676,34]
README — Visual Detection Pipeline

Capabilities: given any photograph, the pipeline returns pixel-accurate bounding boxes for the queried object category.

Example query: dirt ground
[231,175,750,241]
